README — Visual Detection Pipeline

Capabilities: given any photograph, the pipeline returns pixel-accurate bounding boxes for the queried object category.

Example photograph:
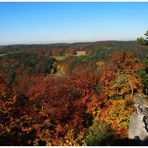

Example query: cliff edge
[128,94,148,141]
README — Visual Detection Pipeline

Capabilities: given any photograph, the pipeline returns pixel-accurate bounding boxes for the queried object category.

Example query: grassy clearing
[53,56,65,61]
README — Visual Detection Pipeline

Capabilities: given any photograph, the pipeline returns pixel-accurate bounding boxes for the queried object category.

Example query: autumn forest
[0,35,148,145]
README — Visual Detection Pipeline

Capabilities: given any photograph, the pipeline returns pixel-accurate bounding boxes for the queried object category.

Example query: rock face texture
[128,95,148,141]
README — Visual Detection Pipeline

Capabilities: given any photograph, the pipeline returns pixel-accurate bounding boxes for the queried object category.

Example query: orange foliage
[99,51,143,103]
[0,69,99,145]
[98,99,135,138]
[0,50,144,145]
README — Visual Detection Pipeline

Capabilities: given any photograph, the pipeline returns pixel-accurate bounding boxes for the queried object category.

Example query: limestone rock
[128,95,148,141]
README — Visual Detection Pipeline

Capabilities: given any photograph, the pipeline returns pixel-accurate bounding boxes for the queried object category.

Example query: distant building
[75,51,86,56]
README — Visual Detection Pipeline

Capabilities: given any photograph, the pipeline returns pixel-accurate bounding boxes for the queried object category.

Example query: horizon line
[0,39,136,46]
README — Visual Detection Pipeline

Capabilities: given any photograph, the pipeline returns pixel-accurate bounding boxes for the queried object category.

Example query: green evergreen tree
[137,31,148,45]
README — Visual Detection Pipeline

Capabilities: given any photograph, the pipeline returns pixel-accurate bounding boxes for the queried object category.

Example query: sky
[0,2,148,45]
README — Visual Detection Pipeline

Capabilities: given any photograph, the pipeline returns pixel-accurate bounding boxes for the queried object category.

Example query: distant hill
[0,40,137,52]
[0,40,147,61]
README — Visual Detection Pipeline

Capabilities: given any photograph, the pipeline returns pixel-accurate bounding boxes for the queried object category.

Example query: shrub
[85,122,113,146]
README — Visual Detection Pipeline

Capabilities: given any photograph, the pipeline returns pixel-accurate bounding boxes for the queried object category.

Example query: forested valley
[0,39,148,146]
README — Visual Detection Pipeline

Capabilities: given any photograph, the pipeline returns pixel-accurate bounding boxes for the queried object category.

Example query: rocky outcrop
[128,95,148,141]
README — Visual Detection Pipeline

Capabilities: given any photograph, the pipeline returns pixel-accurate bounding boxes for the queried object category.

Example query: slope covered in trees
[0,40,148,145]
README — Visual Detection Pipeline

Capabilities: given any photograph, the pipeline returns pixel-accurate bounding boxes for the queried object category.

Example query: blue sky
[0,2,148,45]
